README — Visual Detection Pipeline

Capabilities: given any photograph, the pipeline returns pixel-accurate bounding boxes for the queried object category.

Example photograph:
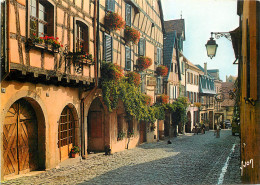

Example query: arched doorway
[87,98,105,153]
[3,99,41,176]
[58,105,78,162]
[186,111,192,133]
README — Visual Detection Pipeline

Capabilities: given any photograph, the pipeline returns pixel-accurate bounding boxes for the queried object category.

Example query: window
[76,21,89,52]
[30,0,54,38]
[182,62,185,74]
[175,86,177,99]
[156,77,162,94]
[125,4,131,26]
[141,74,146,93]
[106,0,115,12]
[187,72,190,83]
[171,64,173,72]
[138,38,145,56]
[175,63,177,73]
[157,47,161,65]
[125,46,131,70]
[169,85,173,99]
[104,33,113,62]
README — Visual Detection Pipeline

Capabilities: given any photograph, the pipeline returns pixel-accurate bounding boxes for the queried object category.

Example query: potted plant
[157,94,169,104]
[126,72,141,86]
[136,56,152,71]
[105,11,125,31]
[70,145,81,158]
[117,131,126,140]
[101,62,124,82]
[156,65,168,76]
[127,130,134,138]
[124,26,140,44]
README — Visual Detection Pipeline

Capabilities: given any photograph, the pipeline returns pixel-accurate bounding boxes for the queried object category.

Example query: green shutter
[106,0,115,12]
[125,4,131,26]
[138,38,145,56]
[104,33,113,62]
[125,46,131,70]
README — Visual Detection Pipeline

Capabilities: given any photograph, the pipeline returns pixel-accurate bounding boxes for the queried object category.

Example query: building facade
[0,0,165,180]
[235,0,260,182]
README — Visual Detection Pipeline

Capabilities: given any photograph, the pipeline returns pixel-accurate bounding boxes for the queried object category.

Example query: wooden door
[3,99,38,176]
[58,107,75,162]
[88,111,104,152]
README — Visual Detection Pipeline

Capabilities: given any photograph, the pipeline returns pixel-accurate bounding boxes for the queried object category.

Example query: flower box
[105,11,125,31]
[157,94,169,104]
[156,65,168,76]
[143,94,152,106]
[126,72,141,86]
[136,56,152,71]
[71,153,79,158]
[124,26,140,44]
[101,62,124,81]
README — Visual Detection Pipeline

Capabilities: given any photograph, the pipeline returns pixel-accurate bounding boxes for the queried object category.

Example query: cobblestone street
[2,130,241,185]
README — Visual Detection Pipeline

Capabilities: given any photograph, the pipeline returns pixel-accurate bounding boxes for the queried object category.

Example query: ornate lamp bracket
[211,32,232,41]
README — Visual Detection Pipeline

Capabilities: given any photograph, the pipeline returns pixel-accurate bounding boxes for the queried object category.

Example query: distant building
[221,82,235,122]
[226,75,237,83]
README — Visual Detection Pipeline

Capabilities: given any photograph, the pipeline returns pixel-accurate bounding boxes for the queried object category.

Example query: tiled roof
[164,19,185,40]
[163,31,176,80]
[208,69,219,73]
[195,64,215,79]
[221,82,235,107]
[163,31,176,66]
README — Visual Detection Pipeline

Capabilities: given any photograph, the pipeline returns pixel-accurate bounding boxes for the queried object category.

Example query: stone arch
[1,96,46,178]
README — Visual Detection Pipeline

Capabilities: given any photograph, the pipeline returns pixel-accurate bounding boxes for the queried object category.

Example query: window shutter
[157,47,161,65]
[138,38,145,56]
[104,34,113,62]
[125,4,131,26]
[175,86,177,99]
[106,0,115,12]
[141,74,146,93]
[170,85,173,99]
[156,77,161,94]
[125,46,131,70]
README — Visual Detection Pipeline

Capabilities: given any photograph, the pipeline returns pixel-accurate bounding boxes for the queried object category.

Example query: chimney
[204,63,207,76]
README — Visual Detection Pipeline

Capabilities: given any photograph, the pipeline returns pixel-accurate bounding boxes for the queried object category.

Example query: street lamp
[205,35,218,59]
[205,32,231,59]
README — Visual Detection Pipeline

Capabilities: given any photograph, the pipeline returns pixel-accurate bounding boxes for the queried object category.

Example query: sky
[161,0,239,82]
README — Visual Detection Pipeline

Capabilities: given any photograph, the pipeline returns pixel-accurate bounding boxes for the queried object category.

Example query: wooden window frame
[29,0,55,38]
[74,20,89,53]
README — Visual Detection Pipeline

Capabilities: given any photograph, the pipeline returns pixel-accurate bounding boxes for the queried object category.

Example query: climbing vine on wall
[101,62,189,123]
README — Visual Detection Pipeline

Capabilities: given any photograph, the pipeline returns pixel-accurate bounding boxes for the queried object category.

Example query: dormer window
[30,0,54,38]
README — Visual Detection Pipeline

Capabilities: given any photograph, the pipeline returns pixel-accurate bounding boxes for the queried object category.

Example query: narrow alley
[2,130,241,185]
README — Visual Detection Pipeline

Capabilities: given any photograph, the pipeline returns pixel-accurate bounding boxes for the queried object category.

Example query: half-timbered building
[0,0,165,180]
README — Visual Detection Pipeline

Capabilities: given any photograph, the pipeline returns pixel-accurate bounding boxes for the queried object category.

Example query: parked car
[224,120,231,129]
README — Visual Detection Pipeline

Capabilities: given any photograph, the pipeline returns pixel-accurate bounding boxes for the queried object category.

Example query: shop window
[30,0,54,38]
